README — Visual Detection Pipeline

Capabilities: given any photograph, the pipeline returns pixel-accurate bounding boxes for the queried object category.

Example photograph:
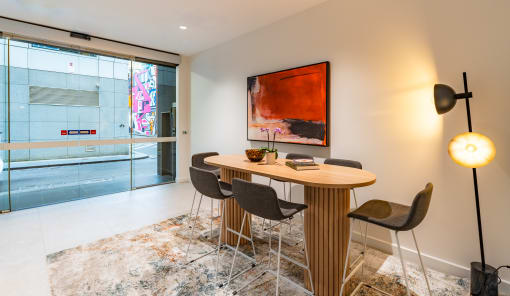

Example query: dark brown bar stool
[186,167,257,283]
[190,152,221,237]
[340,183,434,296]
[229,178,314,296]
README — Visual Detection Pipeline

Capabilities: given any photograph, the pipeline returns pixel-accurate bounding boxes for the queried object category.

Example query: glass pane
[78,56,131,199]
[0,37,9,211]
[131,62,176,187]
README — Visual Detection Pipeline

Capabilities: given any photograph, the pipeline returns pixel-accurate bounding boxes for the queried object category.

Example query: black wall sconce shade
[434,84,458,114]
[434,83,474,115]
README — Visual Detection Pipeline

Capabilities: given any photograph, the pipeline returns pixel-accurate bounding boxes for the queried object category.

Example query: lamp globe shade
[434,84,457,114]
[448,132,496,168]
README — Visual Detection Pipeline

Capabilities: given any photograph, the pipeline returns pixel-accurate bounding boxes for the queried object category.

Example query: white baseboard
[352,231,510,294]
[175,177,189,183]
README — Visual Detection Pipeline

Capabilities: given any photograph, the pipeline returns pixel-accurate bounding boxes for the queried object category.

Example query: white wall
[190,0,510,287]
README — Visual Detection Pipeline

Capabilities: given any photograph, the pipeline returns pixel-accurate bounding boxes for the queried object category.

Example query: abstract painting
[247,62,329,146]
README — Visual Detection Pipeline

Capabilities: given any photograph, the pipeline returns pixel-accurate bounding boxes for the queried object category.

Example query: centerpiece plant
[260,127,282,164]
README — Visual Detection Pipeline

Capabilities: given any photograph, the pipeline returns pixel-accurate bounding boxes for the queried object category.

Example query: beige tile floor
[0,182,201,296]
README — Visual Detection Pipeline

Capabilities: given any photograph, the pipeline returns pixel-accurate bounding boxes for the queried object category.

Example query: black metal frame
[246,61,330,147]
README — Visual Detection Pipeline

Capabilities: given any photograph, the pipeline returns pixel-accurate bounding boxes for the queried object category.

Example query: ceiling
[1,0,328,55]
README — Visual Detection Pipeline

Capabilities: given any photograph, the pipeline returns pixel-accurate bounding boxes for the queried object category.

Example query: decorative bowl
[245,149,265,162]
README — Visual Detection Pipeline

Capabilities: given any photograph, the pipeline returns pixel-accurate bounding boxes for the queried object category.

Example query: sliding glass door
[0,37,177,211]
[131,62,177,188]
[0,37,8,212]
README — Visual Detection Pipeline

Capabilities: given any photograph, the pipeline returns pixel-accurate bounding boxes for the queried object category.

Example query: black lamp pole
[461,72,486,270]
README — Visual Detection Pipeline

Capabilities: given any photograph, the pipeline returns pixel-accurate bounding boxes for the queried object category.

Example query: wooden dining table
[204,154,376,296]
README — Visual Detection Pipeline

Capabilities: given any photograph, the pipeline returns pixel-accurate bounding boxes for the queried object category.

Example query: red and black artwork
[247,62,329,146]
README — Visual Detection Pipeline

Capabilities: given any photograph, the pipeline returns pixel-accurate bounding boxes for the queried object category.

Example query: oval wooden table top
[205,154,376,189]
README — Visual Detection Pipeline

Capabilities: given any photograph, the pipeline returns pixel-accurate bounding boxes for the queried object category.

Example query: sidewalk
[9,152,148,170]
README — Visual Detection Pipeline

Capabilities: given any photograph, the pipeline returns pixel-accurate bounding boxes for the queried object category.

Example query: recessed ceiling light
[179,25,187,30]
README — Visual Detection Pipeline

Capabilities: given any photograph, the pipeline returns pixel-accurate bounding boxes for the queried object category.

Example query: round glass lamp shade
[434,84,457,114]
[448,132,496,168]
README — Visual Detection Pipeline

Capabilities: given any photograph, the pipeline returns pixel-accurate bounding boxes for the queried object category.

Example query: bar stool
[340,183,434,296]
[269,153,314,201]
[190,152,221,238]
[186,167,257,282]
[266,153,314,234]
[324,158,362,208]
[229,178,314,296]
[324,158,366,248]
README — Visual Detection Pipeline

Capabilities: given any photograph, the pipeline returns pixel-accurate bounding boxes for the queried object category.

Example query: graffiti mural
[131,62,158,136]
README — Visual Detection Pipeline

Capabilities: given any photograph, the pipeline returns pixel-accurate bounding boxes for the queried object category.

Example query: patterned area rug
[46,211,469,295]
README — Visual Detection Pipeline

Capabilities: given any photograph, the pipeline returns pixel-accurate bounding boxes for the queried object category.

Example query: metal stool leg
[412,230,432,296]
[352,189,365,240]
[288,183,292,234]
[283,182,287,201]
[275,224,283,296]
[248,212,257,259]
[340,218,354,296]
[227,212,248,287]
[268,220,273,268]
[215,201,226,283]
[185,194,203,261]
[395,231,411,296]
[209,198,213,238]
[188,190,197,228]
[263,178,272,233]
[302,218,314,295]
[361,222,368,279]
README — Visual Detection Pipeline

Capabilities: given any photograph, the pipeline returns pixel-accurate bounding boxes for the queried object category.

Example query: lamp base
[471,262,498,296]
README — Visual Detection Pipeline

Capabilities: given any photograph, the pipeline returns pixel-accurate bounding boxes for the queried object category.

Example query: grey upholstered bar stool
[186,167,257,282]
[190,152,221,238]
[266,153,314,234]
[340,183,434,296]
[229,178,314,296]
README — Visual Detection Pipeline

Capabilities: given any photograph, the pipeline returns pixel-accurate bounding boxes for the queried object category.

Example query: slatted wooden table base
[304,186,350,296]
[220,167,252,245]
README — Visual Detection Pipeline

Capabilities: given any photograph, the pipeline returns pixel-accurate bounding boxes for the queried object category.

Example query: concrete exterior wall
[0,39,132,161]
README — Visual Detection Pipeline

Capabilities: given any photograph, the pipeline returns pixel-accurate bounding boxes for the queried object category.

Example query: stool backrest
[324,158,362,169]
[189,166,226,200]
[192,152,219,171]
[401,183,433,231]
[286,153,313,160]
[232,178,285,221]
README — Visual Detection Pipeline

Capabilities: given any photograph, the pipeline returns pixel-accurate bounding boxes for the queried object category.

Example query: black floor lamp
[434,72,498,295]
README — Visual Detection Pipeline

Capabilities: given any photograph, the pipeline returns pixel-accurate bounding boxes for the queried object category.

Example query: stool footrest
[226,227,252,242]
[269,248,308,270]
[350,281,395,296]
[343,258,364,284]
[222,243,256,263]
